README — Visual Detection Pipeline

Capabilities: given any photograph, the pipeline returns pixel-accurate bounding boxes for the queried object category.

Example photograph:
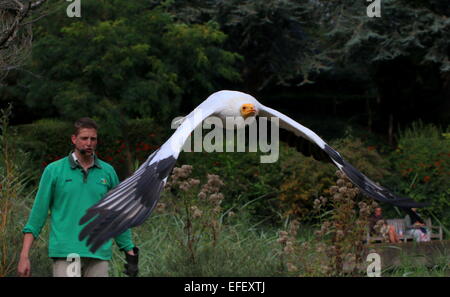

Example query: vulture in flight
[79,90,427,252]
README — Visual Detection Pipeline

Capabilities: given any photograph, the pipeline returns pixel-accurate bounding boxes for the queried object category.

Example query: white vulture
[79,90,427,252]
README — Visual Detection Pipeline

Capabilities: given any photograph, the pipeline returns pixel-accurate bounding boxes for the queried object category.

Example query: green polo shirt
[23,153,134,260]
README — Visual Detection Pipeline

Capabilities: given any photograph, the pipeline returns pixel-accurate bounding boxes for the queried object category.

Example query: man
[18,117,138,277]
[368,207,400,243]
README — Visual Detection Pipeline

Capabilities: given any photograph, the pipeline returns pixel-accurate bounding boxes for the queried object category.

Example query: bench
[366,218,443,243]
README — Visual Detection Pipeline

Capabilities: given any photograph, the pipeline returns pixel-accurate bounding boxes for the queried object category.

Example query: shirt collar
[69,151,102,169]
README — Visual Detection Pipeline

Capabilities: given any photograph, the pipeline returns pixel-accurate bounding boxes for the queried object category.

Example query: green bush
[388,121,450,227]
[179,148,283,223]
[17,119,73,170]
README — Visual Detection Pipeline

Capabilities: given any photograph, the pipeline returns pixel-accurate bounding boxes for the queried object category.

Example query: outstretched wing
[258,104,428,209]
[79,94,225,252]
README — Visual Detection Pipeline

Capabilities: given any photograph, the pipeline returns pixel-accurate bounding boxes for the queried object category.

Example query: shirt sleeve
[22,166,55,238]
[109,167,135,251]
[114,229,135,251]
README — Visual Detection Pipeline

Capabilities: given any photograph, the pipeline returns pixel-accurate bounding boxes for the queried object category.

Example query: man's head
[374,207,382,217]
[71,117,98,157]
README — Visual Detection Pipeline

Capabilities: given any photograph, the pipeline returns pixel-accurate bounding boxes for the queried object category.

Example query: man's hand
[124,247,139,277]
[18,256,31,277]
[18,234,34,277]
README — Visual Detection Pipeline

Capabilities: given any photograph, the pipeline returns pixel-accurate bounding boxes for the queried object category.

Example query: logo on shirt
[100,178,108,185]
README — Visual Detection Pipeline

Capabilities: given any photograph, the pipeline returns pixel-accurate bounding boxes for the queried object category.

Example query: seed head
[287,263,298,272]
[155,202,166,214]
[190,206,203,219]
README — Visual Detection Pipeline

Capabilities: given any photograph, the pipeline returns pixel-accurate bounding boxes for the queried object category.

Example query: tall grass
[108,165,289,277]
[110,213,285,277]
[0,105,38,277]
[384,248,450,277]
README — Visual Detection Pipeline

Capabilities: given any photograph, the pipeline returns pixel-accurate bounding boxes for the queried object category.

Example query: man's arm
[114,229,135,252]
[18,166,54,276]
[18,233,34,277]
[22,166,54,238]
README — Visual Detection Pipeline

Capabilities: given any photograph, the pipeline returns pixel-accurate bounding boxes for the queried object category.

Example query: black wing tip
[78,154,178,253]
[79,209,98,225]
[392,199,430,209]
[338,158,429,209]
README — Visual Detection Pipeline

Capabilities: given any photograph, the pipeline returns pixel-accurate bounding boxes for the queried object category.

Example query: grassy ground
[105,213,449,277]
[3,212,448,277]
[109,213,291,277]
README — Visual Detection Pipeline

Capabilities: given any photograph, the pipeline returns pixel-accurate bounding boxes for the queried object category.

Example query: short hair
[73,117,98,135]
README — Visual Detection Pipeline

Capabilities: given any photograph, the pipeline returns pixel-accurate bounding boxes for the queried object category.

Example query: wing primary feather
[336,152,429,208]
[79,153,178,252]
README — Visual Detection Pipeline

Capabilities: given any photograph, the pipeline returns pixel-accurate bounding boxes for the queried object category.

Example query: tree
[0,0,49,81]
[156,0,329,93]
[320,0,449,73]
[317,0,450,139]
[9,0,241,174]
[147,0,450,132]
[215,0,326,91]
[19,1,240,119]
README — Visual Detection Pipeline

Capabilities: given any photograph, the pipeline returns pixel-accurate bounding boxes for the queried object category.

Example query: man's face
[71,128,98,156]
[375,207,382,217]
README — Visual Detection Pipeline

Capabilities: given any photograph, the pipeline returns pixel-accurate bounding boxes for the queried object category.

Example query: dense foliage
[388,121,450,226]
[4,0,241,123]
[2,0,449,128]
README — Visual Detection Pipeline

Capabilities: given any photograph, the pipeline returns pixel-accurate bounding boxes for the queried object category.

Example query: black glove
[123,247,139,277]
